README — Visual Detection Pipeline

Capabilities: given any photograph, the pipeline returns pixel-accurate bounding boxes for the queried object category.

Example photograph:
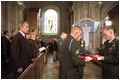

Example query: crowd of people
[1,21,119,79]
[1,21,60,78]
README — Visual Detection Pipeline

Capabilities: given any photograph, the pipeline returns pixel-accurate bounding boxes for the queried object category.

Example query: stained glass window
[100,14,112,35]
[44,9,57,33]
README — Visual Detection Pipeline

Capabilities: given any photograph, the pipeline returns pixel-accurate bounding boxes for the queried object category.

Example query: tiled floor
[43,53,102,79]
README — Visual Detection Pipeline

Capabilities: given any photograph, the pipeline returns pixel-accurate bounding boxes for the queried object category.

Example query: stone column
[18,5,25,22]
[96,4,102,53]
[78,2,83,20]
[4,1,11,31]
[12,2,18,31]
[79,2,84,19]
[90,1,98,20]
[72,1,79,23]
[17,5,25,30]
[83,1,89,18]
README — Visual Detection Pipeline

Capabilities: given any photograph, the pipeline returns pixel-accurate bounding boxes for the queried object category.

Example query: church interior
[1,1,119,79]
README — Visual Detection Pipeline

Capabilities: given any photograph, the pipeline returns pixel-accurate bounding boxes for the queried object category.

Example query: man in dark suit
[61,26,90,79]
[10,29,17,41]
[53,37,58,61]
[57,32,67,78]
[95,26,119,79]
[2,30,11,60]
[11,21,31,78]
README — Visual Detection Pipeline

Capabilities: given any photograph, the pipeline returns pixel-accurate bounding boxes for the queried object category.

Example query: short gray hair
[18,21,29,29]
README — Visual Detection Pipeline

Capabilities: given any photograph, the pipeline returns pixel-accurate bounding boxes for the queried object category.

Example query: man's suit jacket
[2,36,11,59]
[100,38,119,79]
[11,32,31,76]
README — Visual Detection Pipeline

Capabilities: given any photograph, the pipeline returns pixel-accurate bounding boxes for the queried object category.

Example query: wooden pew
[44,45,49,64]
[18,52,44,79]
[1,57,13,78]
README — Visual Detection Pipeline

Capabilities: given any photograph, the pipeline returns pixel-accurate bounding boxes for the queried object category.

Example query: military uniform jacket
[79,38,85,53]
[100,38,119,79]
[61,35,85,79]
[57,37,63,61]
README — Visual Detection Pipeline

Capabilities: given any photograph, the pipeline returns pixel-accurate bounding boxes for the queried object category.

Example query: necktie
[25,35,28,41]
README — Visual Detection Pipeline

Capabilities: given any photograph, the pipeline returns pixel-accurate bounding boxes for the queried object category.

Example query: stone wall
[1,1,24,34]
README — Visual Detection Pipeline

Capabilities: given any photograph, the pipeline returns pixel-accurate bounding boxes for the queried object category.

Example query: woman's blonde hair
[29,32,35,39]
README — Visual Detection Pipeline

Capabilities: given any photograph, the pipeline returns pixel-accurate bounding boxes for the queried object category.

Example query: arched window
[44,9,57,34]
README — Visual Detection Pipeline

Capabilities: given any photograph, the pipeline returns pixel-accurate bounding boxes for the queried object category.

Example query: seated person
[28,32,39,62]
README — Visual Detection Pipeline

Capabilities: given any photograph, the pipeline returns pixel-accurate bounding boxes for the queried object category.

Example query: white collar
[5,35,8,38]
[109,37,115,43]
[19,31,25,38]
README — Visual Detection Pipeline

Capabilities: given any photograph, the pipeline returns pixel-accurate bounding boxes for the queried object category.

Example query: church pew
[1,57,13,78]
[44,45,49,64]
[18,52,44,79]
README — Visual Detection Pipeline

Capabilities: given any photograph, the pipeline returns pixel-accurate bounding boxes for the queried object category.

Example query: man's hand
[99,56,104,60]
[95,55,99,57]
[85,58,90,62]
[17,68,23,73]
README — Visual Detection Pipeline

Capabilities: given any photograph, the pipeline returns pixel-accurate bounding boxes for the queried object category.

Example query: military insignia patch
[76,49,79,54]
[81,44,83,47]
[60,43,62,45]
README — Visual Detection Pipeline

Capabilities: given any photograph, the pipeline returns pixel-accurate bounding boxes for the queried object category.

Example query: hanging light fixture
[99,1,102,4]
[17,1,23,5]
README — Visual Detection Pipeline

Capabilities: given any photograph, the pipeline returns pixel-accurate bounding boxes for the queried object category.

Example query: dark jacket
[2,36,11,59]
[11,32,31,78]
[78,38,85,53]
[61,35,85,79]
[57,37,63,61]
[35,38,40,48]
[100,38,119,79]
[10,35,14,41]
[28,39,39,58]
[53,40,58,51]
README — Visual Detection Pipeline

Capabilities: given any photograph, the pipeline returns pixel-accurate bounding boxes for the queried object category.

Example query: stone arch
[41,5,60,35]
[78,18,95,22]
[101,1,119,19]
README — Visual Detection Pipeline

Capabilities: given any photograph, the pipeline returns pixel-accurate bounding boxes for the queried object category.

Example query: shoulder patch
[60,43,62,45]
[76,49,79,54]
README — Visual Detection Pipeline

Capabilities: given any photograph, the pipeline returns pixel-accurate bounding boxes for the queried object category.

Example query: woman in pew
[28,32,39,62]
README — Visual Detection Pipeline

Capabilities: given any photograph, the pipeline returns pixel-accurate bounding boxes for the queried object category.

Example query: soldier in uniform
[57,32,67,78]
[78,37,85,53]
[61,26,90,79]
[95,26,119,79]
[77,37,85,79]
